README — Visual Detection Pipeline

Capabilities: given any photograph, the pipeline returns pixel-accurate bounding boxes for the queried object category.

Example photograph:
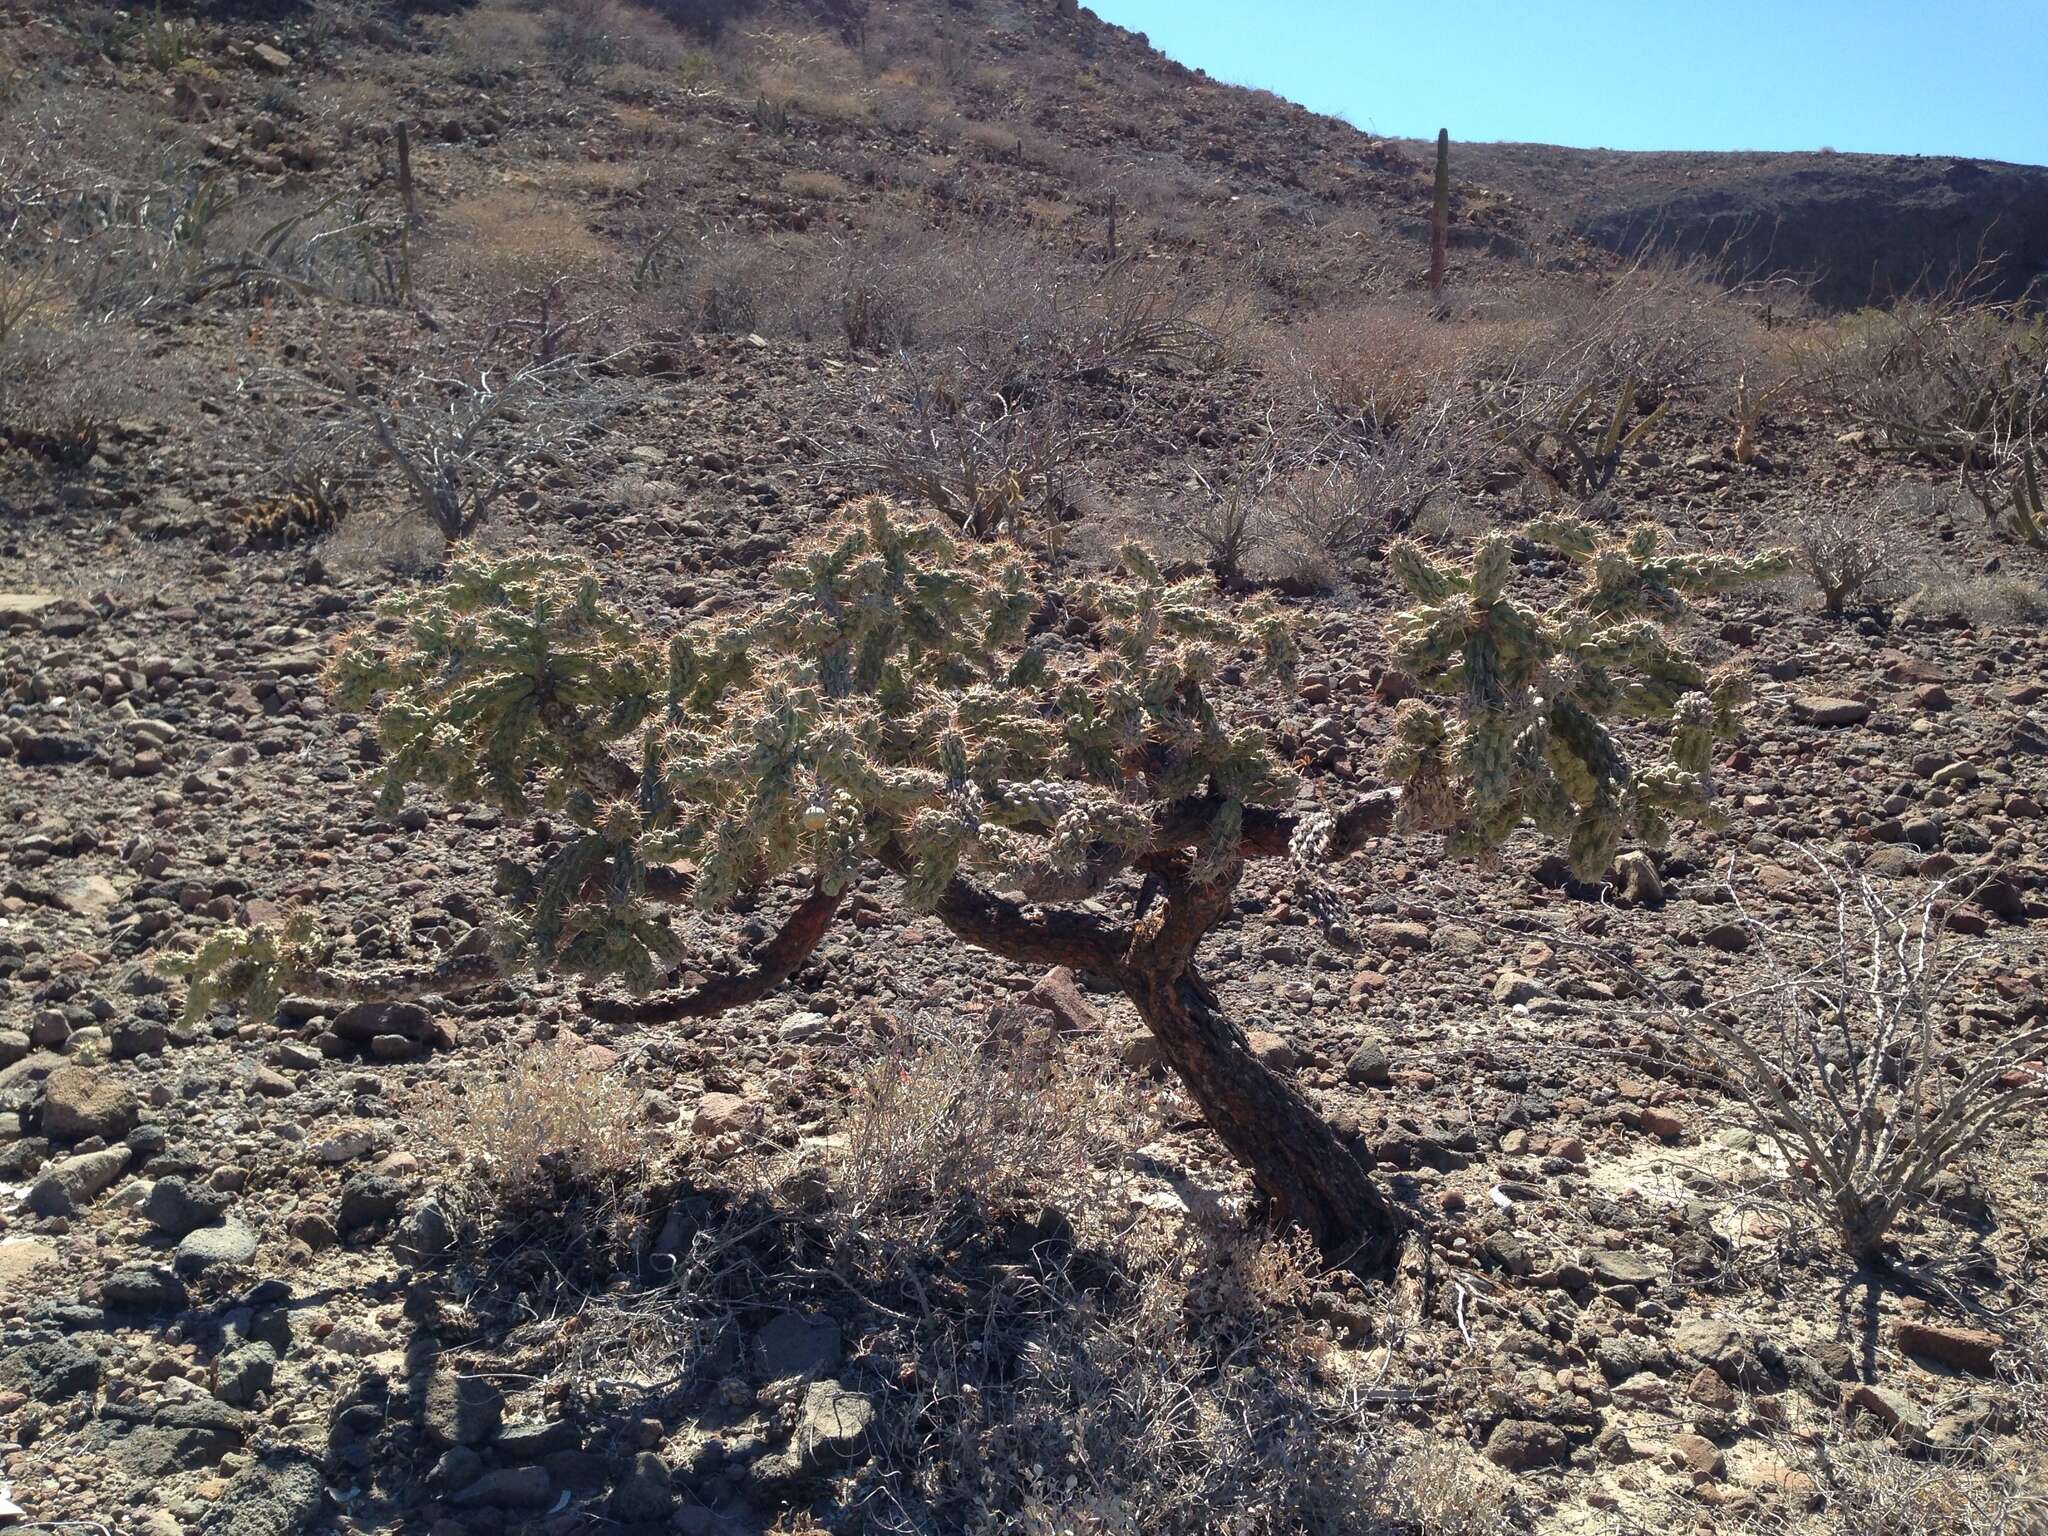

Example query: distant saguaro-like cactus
[1428,128,1450,303]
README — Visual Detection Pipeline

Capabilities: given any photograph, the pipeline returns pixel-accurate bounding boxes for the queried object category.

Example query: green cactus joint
[158,500,1777,1275]
[1384,518,1790,879]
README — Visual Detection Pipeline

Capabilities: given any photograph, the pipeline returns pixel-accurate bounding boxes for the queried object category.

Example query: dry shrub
[1900,572,2048,626]
[1280,302,1471,430]
[1475,255,1741,423]
[1819,265,2048,466]
[1804,1438,2048,1536]
[419,1033,649,1207]
[781,169,851,200]
[1386,1439,1516,1536]
[1791,499,1908,615]
[817,1020,1401,1536]
[439,186,611,293]
[442,1,548,84]
[839,1012,1134,1240]
[1665,864,2043,1262]
[2,316,150,466]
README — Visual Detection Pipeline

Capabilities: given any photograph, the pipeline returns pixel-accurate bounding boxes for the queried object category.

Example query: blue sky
[1086,1,2048,165]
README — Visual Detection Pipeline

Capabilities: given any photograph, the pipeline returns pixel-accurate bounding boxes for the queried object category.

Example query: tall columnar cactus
[1382,518,1790,880]
[1428,128,1450,303]
[163,500,1775,1274]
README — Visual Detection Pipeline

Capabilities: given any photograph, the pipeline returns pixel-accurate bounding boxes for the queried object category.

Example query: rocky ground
[3,3,2047,1535]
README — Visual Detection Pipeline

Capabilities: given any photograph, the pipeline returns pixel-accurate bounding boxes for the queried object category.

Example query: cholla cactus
[178,499,1301,1015]
[161,499,1777,1276]
[1383,518,1790,878]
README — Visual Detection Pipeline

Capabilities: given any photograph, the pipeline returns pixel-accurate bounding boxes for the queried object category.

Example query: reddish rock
[1639,1106,1686,1141]
[1895,1320,2002,1374]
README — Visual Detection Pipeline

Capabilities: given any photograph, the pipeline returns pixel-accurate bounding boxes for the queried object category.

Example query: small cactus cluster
[175,498,1303,1014]
[230,474,348,548]
[1382,518,1790,878]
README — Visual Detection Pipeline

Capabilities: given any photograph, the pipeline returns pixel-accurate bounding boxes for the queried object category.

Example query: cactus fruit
[1383,519,1790,877]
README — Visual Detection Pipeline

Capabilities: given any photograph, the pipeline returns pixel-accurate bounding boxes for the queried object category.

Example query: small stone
[174,1217,260,1278]
[755,1311,842,1382]
[1344,1042,1392,1086]
[1639,1106,1686,1141]
[337,1173,404,1233]
[145,1174,232,1238]
[1689,1366,1737,1410]
[25,1144,132,1215]
[214,1342,277,1406]
[1850,1382,1929,1442]
[1027,966,1100,1033]
[1894,1320,2002,1374]
[691,1092,759,1140]
[608,1452,673,1521]
[1246,1030,1297,1070]
[1791,695,1871,726]
[1483,1419,1569,1471]
[103,1261,189,1312]
[451,1466,551,1509]
[424,1368,503,1449]
[1669,1432,1725,1480]
[40,1065,140,1141]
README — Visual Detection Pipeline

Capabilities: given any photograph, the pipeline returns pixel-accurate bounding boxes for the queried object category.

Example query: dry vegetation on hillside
[0,3,2043,1535]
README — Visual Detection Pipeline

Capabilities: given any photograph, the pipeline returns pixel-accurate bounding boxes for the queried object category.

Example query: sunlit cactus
[171,498,1303,1017]
[1382,518,1790,877]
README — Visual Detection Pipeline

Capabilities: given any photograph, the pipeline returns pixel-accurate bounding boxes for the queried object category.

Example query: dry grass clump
[1899,572,2048,626]
[440,186,613,292]
[418,1033,650,1207]
[1384,1439,1516,1536]
[813,1020,1402,1536]
[1799,1438,2048,1536]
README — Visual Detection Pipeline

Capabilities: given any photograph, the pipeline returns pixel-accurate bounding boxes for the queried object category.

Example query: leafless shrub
[822,1018,1398,1535]
[1275,389,1490,570]
[2,318,147,466]
[1670,863,2043,1262]
[1282,301,1469,432]
[1802,1437,2048,1536]
[846,350,1088,538]
[1792,500,1907,615]
[1822,263,2048,463]
[306,353,613,544]
[544,0,621,85]
[839,1012,1130,1243]
[1386,1439,1517,1536]
[419,1034,649,1207]
[1822,262,2048,546]
[1053,256,1226,376]
[1152,454,1279,585]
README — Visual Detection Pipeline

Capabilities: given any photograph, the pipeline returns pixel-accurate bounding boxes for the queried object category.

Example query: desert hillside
[1,4,2044,1536]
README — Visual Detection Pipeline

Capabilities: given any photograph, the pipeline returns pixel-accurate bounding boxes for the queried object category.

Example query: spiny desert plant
[163,501,1779,1272]
[1691,865,2046,1263]
[1506,376,1670,500]
[1382,517,1791,879]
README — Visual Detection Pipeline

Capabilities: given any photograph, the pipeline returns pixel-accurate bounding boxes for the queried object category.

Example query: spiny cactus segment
[1382,518,1790,877]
